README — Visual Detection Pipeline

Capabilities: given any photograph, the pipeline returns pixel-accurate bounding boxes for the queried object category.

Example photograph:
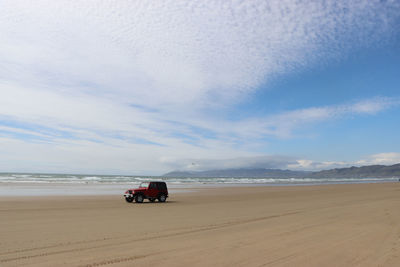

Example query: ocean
[0,173,398,196]
[0,172,398,185]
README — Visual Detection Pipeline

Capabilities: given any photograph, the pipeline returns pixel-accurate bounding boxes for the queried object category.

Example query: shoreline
[0,179,399,197]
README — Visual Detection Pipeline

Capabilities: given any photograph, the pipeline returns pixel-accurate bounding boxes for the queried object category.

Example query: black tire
[125,197,134,203]
[135,194,144,203]
[158,194,166,202]
[149,198,155,202]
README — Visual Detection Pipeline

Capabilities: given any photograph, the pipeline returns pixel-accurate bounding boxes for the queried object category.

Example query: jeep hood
[133,188,146,192]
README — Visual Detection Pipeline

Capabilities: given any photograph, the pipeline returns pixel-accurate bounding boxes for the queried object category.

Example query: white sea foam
[0,173,398,196]
[0,173,398,185]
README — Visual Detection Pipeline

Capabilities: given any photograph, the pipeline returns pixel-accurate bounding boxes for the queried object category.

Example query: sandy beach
[1,182,400,266]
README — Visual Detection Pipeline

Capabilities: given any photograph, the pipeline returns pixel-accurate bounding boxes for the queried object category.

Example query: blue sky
[0,0,399,175]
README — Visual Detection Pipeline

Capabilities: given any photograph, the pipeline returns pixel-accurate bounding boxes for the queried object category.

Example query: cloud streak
[1,90,397,174]
[1,0,399,105]
[223,97,400,139]
[0,1,399,173]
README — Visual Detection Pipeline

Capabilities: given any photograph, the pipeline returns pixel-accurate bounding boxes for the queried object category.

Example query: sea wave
[0,173,398,185]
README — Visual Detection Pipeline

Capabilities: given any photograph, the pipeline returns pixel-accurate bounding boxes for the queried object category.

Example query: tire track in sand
[1,210,301,264]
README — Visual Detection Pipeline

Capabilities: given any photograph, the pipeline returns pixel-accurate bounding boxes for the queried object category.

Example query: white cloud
[164,153,400,173]
[161,155,300,172]
[0,1,399,174]
[287,160,350,171]
[1,0,399,106]
[0,80,398,174]
[225,97,399,139]
[356,153,400,166]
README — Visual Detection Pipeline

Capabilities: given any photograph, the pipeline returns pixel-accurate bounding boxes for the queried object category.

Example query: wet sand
[1,183,400,266]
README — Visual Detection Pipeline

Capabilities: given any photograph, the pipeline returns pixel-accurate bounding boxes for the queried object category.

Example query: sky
[0,0,400,175]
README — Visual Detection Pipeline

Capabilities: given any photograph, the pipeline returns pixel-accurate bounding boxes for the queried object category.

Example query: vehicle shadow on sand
[126,200,178,204]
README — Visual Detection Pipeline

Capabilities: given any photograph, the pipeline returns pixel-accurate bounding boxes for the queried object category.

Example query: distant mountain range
[309,163,400,178]
[164,163,400,178]
[165,168,308,178]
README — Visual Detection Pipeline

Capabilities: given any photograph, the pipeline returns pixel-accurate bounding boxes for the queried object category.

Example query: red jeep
[124,181,168,203]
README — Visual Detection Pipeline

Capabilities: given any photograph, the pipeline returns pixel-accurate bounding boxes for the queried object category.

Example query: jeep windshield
[139,182,150,188]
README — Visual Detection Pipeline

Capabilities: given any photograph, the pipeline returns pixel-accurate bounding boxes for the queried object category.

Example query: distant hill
[309,163,400,178]
[164,163,400,178]
[164,168,309,178]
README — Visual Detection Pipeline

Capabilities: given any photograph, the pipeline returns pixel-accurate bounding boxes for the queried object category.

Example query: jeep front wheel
[135,194,144,203]
[158,194,166,202]
[125,197,133,203]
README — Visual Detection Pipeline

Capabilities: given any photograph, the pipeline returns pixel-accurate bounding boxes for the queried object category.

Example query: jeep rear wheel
[125,197,134,203]
[135,194,144,203]
[158,194,166,202]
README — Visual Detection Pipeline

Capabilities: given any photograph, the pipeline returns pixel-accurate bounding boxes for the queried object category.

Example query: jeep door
[147,182,158,198]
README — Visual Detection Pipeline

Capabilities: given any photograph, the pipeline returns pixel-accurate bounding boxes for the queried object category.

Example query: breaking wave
[0,173,398,185]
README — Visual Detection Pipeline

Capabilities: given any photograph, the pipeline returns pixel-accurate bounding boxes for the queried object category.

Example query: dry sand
[1,183,400,266]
